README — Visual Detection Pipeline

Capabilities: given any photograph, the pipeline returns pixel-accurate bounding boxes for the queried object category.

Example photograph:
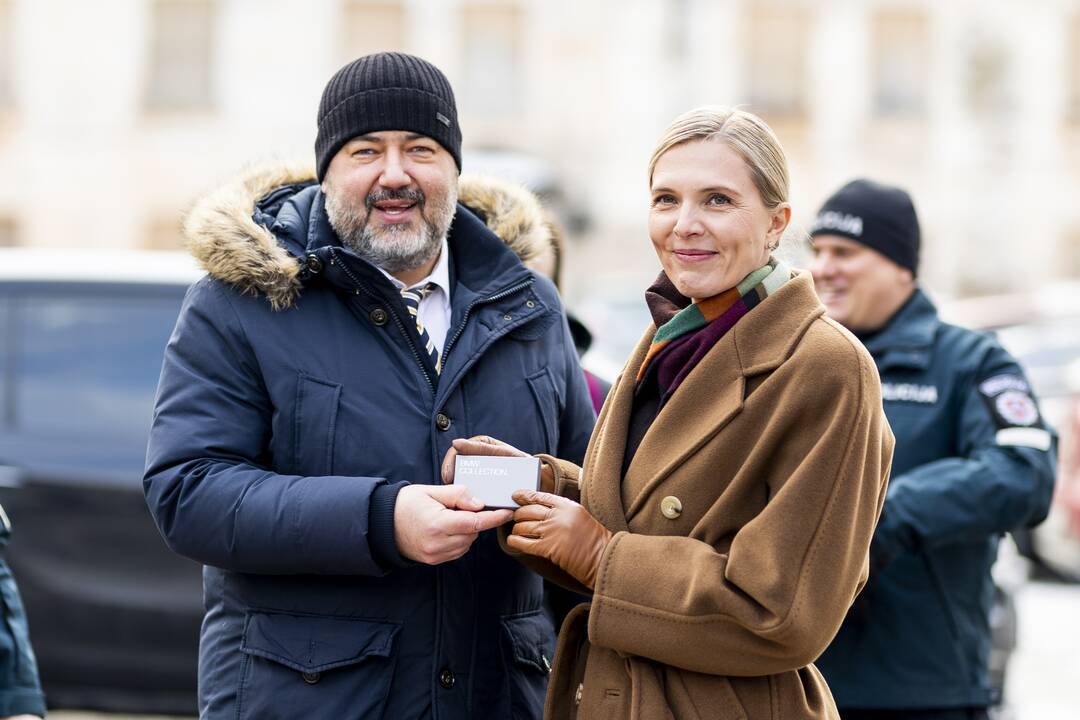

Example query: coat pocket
[236,611,400,720]
[293,373,342,476]
[501,610,556,720]
[525,369,562,455]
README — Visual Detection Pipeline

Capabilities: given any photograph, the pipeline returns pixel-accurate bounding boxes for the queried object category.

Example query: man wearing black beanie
[145,51,596,720]
[810,180,1055,720]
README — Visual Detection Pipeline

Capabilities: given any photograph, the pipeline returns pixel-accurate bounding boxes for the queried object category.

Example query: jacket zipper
[328,248,435,392]
[440,279,534,366]
[327,249,535,392]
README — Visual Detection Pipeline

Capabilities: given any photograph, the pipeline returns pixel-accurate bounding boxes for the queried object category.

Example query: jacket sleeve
[873,342,1056,561]
[555,313,598,466]
[0,520,46,719]
[143,279,397,576]
[586,339,894,677]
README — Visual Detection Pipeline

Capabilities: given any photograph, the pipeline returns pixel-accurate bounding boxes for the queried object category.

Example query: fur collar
[183,161,553,310]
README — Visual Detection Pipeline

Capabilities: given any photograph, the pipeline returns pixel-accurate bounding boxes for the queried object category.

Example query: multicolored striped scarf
[636,257,790,403]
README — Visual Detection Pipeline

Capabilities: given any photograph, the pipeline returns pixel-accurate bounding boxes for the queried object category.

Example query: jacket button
[369,308,388,326]
[436,413,452,431]
[574,682,583,706]
[301,671,320,684]
[305,254,323,274]
[438,668,455,689]
[660,496,682,519]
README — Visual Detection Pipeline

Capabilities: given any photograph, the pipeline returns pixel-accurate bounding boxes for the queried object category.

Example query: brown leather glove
[441,436,555,493]
[505,490,613,590]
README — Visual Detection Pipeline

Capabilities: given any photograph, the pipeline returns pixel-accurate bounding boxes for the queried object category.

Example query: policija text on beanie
[809,179,921,276]
[315,52,462,182]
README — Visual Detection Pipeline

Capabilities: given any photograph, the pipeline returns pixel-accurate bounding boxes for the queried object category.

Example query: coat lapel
[620,272,824,519]
[623,333,745,518]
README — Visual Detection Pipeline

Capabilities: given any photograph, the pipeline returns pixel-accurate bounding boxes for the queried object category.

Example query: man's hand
[506,490,612,590]
[393,484,513,565]
[442,435,555,493]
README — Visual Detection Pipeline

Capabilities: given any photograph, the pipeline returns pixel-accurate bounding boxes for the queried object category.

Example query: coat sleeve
[498,455,591,594]
[143,279,395,576]
[586,338,894,677]
[872,341,1056,562]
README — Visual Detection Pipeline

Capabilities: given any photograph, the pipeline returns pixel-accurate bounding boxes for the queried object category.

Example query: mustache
[366,187,425,210]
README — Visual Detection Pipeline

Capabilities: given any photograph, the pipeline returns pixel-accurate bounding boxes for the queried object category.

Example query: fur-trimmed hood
[183,161,554,310]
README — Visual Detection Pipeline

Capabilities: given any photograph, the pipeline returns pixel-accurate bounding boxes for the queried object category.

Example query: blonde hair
[648,106,790,210]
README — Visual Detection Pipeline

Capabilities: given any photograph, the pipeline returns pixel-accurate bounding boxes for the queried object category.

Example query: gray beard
[324,184,458,274]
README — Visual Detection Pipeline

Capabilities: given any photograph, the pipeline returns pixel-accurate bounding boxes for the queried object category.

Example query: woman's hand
[441,436,555,493]
[506,490,613,590]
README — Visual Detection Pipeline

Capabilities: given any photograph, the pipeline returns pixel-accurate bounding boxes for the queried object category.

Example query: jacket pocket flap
[240,611,400,673]
[500,611,554,674]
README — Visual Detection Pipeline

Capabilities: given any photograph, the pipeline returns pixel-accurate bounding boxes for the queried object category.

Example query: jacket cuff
[0,687,46,717]
[368,481,413,571]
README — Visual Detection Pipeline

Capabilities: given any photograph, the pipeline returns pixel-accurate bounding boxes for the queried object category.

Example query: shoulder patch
[977,373,1051,450]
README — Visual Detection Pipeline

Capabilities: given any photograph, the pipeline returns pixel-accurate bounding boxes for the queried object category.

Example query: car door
[0,280,202,714]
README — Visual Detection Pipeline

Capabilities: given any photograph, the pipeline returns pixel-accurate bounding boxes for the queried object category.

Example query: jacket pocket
[501,610,556,720]
[525,369,562,455]
[293,373,341,476]
[237,611,400,720]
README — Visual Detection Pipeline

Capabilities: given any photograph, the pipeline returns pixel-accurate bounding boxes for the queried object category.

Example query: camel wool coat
[510,271,894,720]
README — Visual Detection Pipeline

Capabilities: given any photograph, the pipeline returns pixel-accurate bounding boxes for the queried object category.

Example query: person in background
[144,52,594,720]
[527,214,611,413]
[810,179,1056,720]
[0,505,46,719]
[445,107,894,719]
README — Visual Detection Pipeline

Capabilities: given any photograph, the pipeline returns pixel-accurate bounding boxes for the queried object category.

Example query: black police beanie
[315,52,462,182]
[809,179,921,276]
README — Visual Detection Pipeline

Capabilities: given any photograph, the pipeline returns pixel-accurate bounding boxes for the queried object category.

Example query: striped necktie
[400,283,441,373]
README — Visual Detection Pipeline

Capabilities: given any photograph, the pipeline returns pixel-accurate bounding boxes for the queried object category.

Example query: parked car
[942,282,1080,582]
[0,248,204,714]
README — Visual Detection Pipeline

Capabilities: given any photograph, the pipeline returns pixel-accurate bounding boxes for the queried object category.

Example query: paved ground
[48,579,1080,720]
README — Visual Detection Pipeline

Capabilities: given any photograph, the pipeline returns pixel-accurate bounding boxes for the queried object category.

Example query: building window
[744,5,808,118]
[339,1,406,64]
[872,10,929,117]
[144,0,216,111]
[0,217,16,247]
[1067,16,1080,124]
[461,3,523,117]
[0,1,13,110]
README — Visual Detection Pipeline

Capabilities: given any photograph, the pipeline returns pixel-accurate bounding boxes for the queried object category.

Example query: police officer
[0,505,45,719]
[809,179,1056,720]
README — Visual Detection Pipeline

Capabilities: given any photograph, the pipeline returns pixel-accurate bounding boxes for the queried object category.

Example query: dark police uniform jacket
[816,289,1055,710]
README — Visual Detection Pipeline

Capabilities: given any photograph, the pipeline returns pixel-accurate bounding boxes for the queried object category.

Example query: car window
[12,291,184,440]
[0,295,8,429]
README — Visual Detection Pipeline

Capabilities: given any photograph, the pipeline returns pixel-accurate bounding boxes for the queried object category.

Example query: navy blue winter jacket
[816,289,1055,710]
[143,167,595,720]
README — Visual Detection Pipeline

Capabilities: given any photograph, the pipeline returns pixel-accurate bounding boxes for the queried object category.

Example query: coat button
[438,668,455,689]
[369,308,388,326]
[305,254,323,274]
[301,670,320,684]
[660,496,682,519]
[436,413,452,431]
[574,682,583,706]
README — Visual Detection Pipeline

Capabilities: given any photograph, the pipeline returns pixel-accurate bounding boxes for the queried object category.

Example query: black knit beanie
[315,52,462,181]
[809,179,921,276]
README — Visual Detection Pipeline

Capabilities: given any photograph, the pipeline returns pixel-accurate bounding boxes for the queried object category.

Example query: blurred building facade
[1,0,1079,301]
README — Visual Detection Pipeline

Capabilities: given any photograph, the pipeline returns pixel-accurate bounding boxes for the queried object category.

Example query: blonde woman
[445,107,894,719]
